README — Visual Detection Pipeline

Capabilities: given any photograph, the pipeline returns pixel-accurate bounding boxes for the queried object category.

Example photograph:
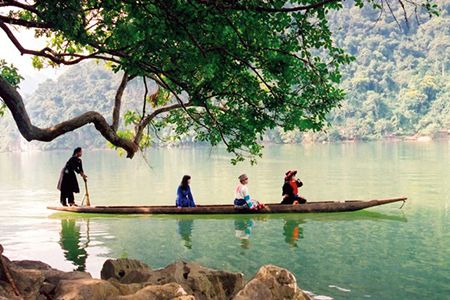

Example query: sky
[0,27,66,96]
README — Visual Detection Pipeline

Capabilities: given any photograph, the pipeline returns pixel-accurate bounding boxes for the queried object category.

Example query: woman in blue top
[176,175,196,208]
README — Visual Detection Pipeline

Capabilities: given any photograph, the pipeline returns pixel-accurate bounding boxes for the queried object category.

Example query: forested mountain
[323,1,450,142]
[1,1,449,152]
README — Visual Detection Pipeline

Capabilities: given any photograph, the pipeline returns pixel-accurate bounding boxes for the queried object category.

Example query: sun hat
[285,170,297,180]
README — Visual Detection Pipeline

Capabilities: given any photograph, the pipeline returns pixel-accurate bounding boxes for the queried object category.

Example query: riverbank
[0,132,449,154]
[0,244,311,300]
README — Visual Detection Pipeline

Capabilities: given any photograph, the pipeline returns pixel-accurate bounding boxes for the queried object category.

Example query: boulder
[0,255,11,281]
[143,261,244,300]
[39,281,56,297]
[43,269,92,286]
[233,265,311,300]
[0,284,22,300]
[117,282,194,300]
[12,260,52,271]
[107,278,144,295]
[101,259,152,282]
[53,278,120,300]
[9,265,45,299]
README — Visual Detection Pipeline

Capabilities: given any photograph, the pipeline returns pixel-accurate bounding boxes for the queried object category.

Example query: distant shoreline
[0,134,449,154]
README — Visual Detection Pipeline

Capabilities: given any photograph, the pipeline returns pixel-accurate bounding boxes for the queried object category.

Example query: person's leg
[67,192,75,206]
[60,192,67,206]
[281,197,293,204]
[298,196,307,204]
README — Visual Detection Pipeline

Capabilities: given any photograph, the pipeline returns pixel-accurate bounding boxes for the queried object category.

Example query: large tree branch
[0,15,51,28]
[141,76,148,120]
[220,47,279,99]
[0,21,120,65]
[0,77,139,158]
[195,0,340,13]
[0,0,39,14]
[111,72,129,132]
[133,101,194,145]
[154,73,210,130]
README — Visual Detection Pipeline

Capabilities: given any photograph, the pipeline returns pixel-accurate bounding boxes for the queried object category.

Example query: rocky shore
[0,244,311,300]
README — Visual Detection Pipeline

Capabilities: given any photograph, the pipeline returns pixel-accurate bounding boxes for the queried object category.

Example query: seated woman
[234,174,264,210]
[281,170,307,205]
[176,175,196,208]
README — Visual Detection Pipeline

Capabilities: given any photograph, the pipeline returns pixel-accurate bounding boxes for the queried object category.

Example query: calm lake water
[0,142,449,299]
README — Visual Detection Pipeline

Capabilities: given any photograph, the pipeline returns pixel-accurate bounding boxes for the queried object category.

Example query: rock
[13,260,52,271]
[107,278,144,295]
[117,282,194,300]
[39,282,56,296]
[233,265,311,300]
[9,266,45,299]
[0,284,21,300]
[101,259,152,282]
[43,269,92,286]
[143,261,244,300]
[53,278,120,300]
[0,254,21,300]
[0,255,11,281]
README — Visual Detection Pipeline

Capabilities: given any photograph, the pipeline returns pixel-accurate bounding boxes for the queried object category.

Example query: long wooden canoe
[47,197,406,214]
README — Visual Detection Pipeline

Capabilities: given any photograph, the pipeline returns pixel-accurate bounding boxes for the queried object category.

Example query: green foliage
[0,60,23,118]
[0,0,445,157]
[322,0,450,140]
[108,129,152,154]
[123,111,140,126]
[20,0,363,161]
[149,88,171,108]
[0,103,6,117]
[0,59,23,88]
[31,56,44,70]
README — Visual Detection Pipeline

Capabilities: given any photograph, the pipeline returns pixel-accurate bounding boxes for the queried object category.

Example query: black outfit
[59,156,83,206]
[281,180,307,204]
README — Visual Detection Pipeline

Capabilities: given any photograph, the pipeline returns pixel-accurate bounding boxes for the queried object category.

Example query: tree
[0,0,438,163]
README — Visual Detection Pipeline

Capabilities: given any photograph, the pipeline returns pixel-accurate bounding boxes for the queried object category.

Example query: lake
[0,142,449,299]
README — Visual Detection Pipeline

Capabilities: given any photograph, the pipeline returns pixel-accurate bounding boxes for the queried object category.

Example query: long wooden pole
[83,178,91,207]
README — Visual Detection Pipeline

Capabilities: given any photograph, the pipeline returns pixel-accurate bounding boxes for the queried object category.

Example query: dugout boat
[47,197,406,214]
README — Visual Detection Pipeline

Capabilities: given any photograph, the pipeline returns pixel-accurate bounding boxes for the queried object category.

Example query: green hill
[1,1,449,151]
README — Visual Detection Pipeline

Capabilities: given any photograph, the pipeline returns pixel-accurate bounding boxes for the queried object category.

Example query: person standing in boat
[281,170,307,205]
[57,147,87,206]
[176,175,196,208]
[234,174,264,210]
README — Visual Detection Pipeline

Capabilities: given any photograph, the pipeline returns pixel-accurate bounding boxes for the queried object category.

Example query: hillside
[1,1,450,151]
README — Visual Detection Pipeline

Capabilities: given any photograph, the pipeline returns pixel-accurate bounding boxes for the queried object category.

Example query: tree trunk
[0,77,139,158]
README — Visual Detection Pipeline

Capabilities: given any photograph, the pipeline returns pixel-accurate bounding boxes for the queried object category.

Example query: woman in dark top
[57,147,87,206]
[281,170,307,205]
[176,175,196,208]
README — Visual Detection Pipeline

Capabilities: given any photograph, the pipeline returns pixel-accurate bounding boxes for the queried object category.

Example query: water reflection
[59,219,89,271]
[283,219,304,248]
[177,219,194,249]
[54,211,407,273]
[234,218,255,249]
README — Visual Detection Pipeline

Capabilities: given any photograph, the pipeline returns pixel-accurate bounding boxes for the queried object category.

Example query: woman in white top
[234,174,264,210]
